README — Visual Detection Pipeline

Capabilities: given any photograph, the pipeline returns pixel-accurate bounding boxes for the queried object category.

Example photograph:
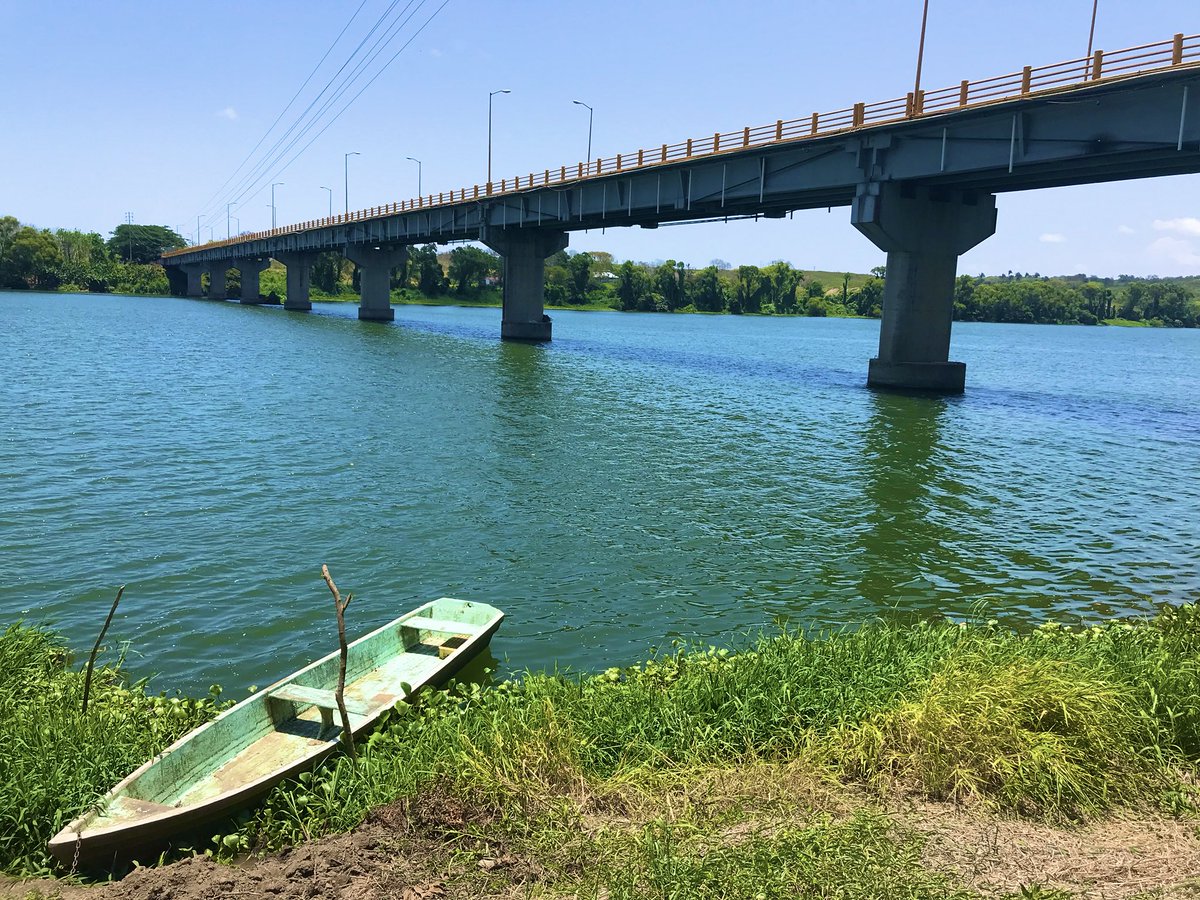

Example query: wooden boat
[49,597,503,869]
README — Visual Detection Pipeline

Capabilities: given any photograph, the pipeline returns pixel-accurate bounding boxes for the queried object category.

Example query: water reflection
[852,392,955,616]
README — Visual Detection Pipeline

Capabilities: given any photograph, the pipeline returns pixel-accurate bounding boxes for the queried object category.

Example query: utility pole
[125,212,133,262]
[914,0,930,101]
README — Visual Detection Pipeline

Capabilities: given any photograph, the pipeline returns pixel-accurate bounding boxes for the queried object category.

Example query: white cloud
[1147,236,1200,268]
[217,107,238,120]
[1038,233,1066,243]
[1153,217,1200,237]
[1117,225,1136,235]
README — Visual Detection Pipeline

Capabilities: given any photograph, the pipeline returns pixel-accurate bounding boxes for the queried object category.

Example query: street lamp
[406,157,422,198]
[914,0,930,101]
[320,185,332,218]
[572,100,593,174]
[1086,0,1099,59]
[488,89,510,184]
[226,202,236,240]
[344,151,360,217]
[271,182,284,229]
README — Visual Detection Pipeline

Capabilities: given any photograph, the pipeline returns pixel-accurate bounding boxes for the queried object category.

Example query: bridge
[163,32,1200,393]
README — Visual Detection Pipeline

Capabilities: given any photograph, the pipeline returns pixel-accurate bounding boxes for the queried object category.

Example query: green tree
[54,229,109,289]
[852,278,884,317]
[734,265,764,314]
[0,216,19,261]
[1,227,63,289]
[615,260,650,311]
[106,224,186,264]
[762,261,802,314]
[448,246,497,296]
[566,252,593,303]
[690,266,728,312]
[409,245,446,296]
[653,260,687,310]
[312,252,346,294]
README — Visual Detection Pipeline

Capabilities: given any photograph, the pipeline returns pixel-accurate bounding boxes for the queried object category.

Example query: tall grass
[0,624,221,876]
[229,604,1200,856]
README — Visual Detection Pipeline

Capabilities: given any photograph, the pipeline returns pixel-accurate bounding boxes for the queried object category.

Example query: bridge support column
[180,264,205,298]
[481,227,568,342]
[344,244,406,321]
[852,183,996,393]
[238,257,272,304]
[275,252,316,311]
[207,264,227,300]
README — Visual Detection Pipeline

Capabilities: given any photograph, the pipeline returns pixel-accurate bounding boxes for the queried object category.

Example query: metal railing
[166,32,1199,259]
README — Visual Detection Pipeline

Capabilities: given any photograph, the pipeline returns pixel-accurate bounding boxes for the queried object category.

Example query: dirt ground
[5,799,1199,900]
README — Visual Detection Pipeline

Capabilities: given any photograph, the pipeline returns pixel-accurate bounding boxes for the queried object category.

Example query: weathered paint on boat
[48,598,503,868]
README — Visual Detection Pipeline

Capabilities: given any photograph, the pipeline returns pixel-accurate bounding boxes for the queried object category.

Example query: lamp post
[572,100,593,174]
[230,216,240,236]
[271,182,284,229]
[406,157,422,198]
[914,0,930,101]
[344,151,360,217]
[226,202,236,240]
[1086,0,1099,59]
[488,89,510,184]
[320,186,332,218]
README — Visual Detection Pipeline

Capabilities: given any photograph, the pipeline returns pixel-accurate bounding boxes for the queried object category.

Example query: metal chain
[70,832,81,876]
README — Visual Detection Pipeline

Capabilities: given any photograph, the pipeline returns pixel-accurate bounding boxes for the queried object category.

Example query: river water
[2,291,1197,694]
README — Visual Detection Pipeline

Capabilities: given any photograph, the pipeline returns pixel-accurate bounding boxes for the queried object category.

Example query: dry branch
[82,585,124,715]
[321,565,357,761]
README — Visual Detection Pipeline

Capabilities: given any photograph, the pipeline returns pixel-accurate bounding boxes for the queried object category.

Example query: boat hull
[49,598,502,869]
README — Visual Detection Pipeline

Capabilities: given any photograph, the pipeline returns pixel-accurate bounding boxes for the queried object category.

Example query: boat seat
[399,616,484,636]
[269,684,371,730]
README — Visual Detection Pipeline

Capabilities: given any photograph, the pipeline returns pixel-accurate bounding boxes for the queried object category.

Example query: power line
[189,0,372,225]
[194,0,421,226]
[220,0,433,215]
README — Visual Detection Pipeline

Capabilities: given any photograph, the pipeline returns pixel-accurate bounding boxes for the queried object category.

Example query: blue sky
[2,1,1197,276]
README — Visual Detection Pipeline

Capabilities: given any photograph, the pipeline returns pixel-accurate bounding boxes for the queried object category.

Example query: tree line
[3,212,1197,328]
[0,215,186,295]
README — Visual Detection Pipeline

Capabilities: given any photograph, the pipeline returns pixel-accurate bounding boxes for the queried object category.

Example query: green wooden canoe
[49,597,503,869]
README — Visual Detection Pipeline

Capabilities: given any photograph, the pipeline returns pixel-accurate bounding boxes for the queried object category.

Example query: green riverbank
[4,605,1199,896]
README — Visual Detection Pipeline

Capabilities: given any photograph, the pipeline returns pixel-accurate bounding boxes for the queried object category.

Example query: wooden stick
[321,565,357,762]
[82,585,124,715]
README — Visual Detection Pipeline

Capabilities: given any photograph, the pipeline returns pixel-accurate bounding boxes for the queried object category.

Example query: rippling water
[2,291,1197,694]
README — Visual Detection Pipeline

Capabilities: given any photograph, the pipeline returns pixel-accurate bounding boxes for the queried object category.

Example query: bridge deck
[165,31,1199,264]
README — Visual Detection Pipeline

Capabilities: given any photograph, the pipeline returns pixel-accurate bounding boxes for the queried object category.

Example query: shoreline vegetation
[2,215,1199,328]
[4,603,1199,897]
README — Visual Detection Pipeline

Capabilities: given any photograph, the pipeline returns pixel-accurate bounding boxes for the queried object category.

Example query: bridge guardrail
[166,31,1199,260]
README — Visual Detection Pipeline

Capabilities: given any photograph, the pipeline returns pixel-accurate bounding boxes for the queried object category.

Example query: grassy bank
[4,606,1199,894]
[0,625,222,876]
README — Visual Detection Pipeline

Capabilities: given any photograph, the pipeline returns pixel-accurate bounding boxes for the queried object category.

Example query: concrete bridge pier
[852,183,997,393]
[481,227,568,341]
[344,244,407,321]
[238,257,272,304]
[180,264,205,298]
[207,264,227,300]
[275,252,316,311]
